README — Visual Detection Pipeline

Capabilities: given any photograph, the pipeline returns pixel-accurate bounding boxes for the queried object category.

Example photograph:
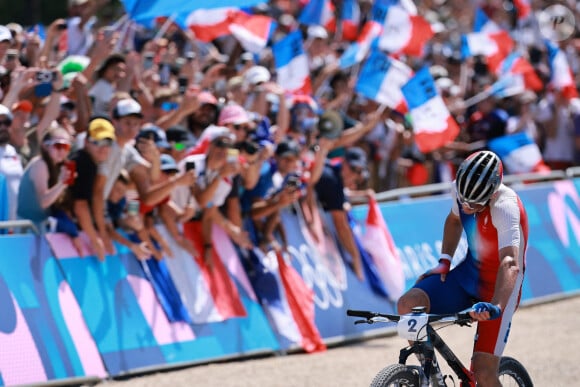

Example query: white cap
[0,104,12,120]
[113,99,143,119]
[244,65,271,85]
[307,25,328,40]
[0,26,13,43]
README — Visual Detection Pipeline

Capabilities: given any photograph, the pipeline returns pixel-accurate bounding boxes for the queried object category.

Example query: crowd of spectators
[1,0,580,271]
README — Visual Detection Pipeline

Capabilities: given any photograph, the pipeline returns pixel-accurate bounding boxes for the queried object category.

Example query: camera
[284,173,304,190]
[185,160,196,171]
[36,70,57,84]
[236,140,260,155]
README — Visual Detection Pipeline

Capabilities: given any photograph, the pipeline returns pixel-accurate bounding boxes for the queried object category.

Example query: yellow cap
[88,118,116,141]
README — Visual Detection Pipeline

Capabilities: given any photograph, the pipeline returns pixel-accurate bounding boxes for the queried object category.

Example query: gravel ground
[97,295,579,387]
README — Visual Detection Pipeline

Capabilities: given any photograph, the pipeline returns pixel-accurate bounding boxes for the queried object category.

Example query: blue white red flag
[546,39,579,99]
[298,0,336,32]
[402,67,460,153]
[354,49,413,112]
[273,31,312,95]
[375,2,434,57]
[182,221,247,320]
[490,74,526,99]
[488,132,550,174]
[339,21,382,69]
[461,30,514,73]
[185,7,237,42]
[340,0,361,41]
[359,197,405,302]
[275,251,326,353]
[473,7,500,33]
[496,53,543,92]
[156,225,232,323]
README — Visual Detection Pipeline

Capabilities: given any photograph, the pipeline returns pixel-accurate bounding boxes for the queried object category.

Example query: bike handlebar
[346,309,472,324]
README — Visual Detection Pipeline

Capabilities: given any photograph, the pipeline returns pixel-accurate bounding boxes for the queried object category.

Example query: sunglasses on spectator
[88,138,114,148]
[232,124,251,132]
[0,119,12,127]
[213,138,234,149]
[44,140,71,152]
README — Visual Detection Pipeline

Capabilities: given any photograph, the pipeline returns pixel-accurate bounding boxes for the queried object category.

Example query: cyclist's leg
[471,352,500,387]
[471,280,522,386]
[398,268,474,314]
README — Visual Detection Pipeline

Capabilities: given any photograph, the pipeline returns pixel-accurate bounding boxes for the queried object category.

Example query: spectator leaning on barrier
[0,104,23,221]
[16,127,74,230]
[60,117,115,260]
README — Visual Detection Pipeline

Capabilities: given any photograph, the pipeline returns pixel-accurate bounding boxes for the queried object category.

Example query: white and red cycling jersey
[451,183,529,302]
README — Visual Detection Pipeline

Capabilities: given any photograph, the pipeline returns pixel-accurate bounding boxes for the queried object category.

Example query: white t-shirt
[173,154,233,210]
[0,144,24,221]
[89,79,115,117]
[67,16,96,56]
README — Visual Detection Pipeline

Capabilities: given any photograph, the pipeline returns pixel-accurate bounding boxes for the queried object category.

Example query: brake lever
[354,319,372,325]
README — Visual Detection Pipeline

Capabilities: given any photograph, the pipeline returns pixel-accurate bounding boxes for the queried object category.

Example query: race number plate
[397,315,429,341]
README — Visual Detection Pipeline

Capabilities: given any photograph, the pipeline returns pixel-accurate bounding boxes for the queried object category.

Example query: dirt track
[98,295,579,387]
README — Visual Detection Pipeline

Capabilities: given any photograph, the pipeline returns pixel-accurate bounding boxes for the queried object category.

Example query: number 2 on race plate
[397,315,429,341]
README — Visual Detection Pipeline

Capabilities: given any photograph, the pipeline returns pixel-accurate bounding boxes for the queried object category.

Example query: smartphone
[226,148,239,163]
[143,52,154,71]
[35,70,56,84]
[159,63,171,86]
[185,160,196,171]
[64,160,76,185]
[178,77,188,95]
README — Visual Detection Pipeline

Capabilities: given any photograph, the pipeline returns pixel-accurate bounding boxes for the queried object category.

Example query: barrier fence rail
[0,172,578,386]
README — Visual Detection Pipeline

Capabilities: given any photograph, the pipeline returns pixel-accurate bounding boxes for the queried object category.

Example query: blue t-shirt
[240,160,277,214]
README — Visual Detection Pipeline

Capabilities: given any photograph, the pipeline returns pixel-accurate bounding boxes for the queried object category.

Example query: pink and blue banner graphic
[0,235,106,386]
[44,232,278,377]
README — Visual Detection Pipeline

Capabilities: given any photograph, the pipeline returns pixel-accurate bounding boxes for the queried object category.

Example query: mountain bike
[347,307,533,387]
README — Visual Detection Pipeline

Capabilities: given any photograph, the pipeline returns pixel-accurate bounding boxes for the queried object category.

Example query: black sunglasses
[88,138,114,147]
[214,138,234,149]
[0,119,12,127]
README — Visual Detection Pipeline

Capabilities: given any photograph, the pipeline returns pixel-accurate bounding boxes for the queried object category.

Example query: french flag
[298,0,336,33]
[489,73,526,99]
[376,3,434,57]
[354,48,413,113]
[229,13,277,53]
[273,30,312,95]
[513,0,532,21]
[488,132,550,174]
[182,221,247,320]
[546,39,578,99]
[461,30,514,73]
[340,0,361,41]
[401,67,460,153]
[496,53,543,92]
[338,21,382,69]
[359,197,405,302]
[473,7,500,33]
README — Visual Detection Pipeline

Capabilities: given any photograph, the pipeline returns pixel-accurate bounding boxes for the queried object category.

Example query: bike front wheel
[498,356,533,387]
[370,364,421,387]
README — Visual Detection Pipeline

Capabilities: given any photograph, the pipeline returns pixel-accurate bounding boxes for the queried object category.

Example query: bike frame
[400,323,475,386]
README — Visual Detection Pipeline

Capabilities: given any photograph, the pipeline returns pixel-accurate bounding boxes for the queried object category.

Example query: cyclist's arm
[440,210,463,258]
[490,245,520,312]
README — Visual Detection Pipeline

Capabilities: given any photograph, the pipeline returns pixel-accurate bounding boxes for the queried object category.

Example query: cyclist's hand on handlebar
[469,302,501,321]
[416,258,451,283]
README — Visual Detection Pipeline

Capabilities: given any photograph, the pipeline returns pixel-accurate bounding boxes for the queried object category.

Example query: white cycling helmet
[455,151,503,205]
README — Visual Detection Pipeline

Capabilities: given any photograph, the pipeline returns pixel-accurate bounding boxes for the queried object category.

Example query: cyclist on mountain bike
[397,150,529,387]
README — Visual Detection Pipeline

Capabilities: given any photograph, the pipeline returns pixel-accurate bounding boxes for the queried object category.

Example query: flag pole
[154,13,177,41]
